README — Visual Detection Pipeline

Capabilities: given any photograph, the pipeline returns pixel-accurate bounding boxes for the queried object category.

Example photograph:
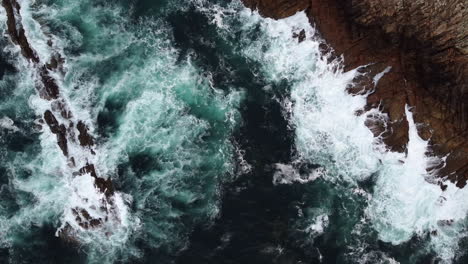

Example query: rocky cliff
[241,0,468,187]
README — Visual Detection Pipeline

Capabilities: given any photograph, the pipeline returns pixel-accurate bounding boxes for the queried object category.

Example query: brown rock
[241,0,468,187]
[293,29,307,43]
[39,66,60,100]
[1,0,39,63]
[76,121,94,147]
[2,0,118,232]
[72,208,102,229]
[44,110,68,156]
[78,163,114,196]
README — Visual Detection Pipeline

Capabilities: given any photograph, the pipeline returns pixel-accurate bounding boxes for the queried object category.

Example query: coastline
[241,0,468,187]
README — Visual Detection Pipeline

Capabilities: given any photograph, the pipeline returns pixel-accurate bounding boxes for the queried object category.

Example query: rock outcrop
[241,0,468,187]
[2,0,116,233]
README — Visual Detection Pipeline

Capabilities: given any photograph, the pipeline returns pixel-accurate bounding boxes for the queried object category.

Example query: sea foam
[201,5,468,262]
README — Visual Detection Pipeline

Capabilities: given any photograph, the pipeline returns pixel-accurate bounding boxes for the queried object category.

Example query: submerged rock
[241,0,468,187]
[1,0,39,63]
[76,121,95,148]
[44,110,68,156]
[1,0,118,235]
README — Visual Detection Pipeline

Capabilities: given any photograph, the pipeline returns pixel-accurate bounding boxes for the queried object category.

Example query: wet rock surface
[44,110,68,156]
[241,0,468,187]
[1,0,116,231]
[2,0,39,63]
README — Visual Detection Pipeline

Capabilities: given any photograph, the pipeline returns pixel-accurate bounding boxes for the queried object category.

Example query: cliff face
[241,0,468,187]
[335,0,467,131]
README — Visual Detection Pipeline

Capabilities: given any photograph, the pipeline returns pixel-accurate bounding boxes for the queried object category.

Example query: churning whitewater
[0,0,466,263]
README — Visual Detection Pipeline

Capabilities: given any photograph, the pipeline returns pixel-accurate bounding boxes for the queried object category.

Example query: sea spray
[0,0,135,260]
[367,106,468,262]
[197,3,468,262]
[0,0,242,262]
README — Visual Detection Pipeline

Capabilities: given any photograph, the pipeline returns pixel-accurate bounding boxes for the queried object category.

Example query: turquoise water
[1,0,468,263]
[0,0,242,262]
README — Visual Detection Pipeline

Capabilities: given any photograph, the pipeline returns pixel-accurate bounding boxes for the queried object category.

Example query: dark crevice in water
[0,225,85,264]
[177,80,305,263]
[97,98,127,139]
[165,5,440,264]
[164,6,312,264]
[0,56,16,80]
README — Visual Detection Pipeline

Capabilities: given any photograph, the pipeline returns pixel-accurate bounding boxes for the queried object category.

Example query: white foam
[358,251,401,264]
[204,6,468,262]
[0,117,19,132]
[231,10,381,184]
[305,214,329,236]
[367,106,468,261]
[18,2,54,63]
[373,66,392,85]
[273,163,324,185]
[0,0,135,254]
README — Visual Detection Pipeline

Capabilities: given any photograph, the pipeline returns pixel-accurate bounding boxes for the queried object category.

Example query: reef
[241,0,468,187]
[1,0,116,232]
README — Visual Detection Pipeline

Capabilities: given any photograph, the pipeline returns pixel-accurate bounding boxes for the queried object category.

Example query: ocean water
[0,0,467,263]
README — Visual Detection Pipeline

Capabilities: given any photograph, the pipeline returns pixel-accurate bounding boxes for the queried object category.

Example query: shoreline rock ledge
[241,0,468,187]
[1,0,118,236]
